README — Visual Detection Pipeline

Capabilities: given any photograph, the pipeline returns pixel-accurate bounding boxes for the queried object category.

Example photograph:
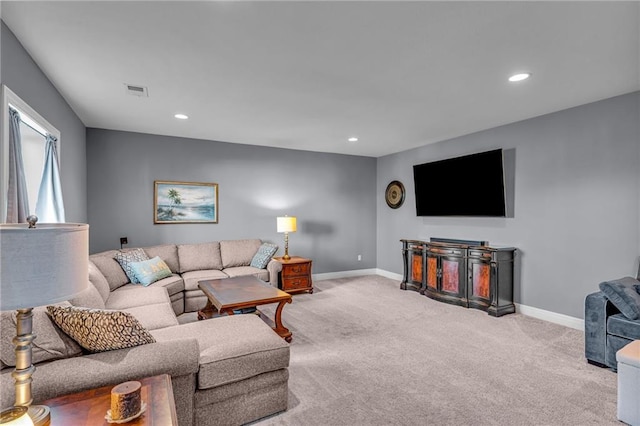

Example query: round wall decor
[385,180,405,209]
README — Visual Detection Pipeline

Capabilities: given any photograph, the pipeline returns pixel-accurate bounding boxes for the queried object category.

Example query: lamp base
[282,254,291,261]
[28,404,50,426]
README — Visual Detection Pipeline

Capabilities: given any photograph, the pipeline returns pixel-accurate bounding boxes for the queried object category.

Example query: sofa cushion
[599,277,640,320]
[130,256,173,286]
[178,242,223,273]
[182,270,229,291]
[144,244,179,273]
[151,315,289,389]
[115,275,185,297]
[70,282,106,309]
[149,275,185,296]
[115,248,150,284]
[607,313,640,340]
[1,303,82,366]
[90,250,129,291]
[47,306,156,353]
[121,303,179,331]
[223,266,269,282]
[88,260,111,303]
[250,243,278,269]
[106,286,173,310]
[220,239,262,268]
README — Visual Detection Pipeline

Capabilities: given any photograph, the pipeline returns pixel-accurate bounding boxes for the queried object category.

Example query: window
[2,84,63,222]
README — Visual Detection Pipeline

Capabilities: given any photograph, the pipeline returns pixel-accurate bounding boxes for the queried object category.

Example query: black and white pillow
[114,248,149,284]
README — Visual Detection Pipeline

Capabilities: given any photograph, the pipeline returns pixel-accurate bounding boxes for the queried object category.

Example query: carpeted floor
[254,275,618,425]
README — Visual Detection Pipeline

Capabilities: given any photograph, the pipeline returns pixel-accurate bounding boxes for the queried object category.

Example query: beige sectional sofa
[1,239,290,426]
[89,239,283,315]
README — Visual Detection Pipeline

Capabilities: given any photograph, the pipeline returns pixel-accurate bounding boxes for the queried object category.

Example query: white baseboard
[313,268,403,282]
[315,269,585,331]
[313,269,379,281]
[515,303,584,331]
[375,269,403,281]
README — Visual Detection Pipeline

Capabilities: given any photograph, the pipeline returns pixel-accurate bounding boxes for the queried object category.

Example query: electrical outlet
[120,237,128,246]
[357,254,362,261]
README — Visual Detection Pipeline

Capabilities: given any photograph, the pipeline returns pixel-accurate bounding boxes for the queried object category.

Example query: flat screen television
[413,149,506,217]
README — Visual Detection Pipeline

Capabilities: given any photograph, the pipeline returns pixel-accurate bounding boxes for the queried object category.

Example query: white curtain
[35,134,65,222]
[5,107,30,223]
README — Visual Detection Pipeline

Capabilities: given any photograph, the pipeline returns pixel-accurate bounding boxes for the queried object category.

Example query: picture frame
[154,181,218,224]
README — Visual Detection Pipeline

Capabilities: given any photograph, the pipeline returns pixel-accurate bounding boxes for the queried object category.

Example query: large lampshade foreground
[277,216,297,233]
[0,223,89,311]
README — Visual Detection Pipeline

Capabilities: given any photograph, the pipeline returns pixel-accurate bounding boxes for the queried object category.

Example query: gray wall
[86,129,377,274]
[377,92,640,319]
[1,22,87,222]
[5,16,638,318]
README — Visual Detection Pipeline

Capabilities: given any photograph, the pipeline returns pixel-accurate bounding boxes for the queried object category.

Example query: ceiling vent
[125,84,148,97]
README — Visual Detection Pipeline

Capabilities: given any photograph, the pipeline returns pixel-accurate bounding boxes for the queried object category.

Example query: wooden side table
[273,256,313,294]
[39,374,178,425]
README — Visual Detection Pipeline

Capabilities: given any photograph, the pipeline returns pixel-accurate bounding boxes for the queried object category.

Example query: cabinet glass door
[426,255,438,290]
[470,261,491,300]
[441,258,460,294]
[410,251,423,284]
[467,254,492,312]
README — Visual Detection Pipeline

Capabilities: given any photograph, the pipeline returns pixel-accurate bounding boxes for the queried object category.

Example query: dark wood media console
[400,239,516,317]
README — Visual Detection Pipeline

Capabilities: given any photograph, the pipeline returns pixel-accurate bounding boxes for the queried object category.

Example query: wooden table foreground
[39,374,177,425]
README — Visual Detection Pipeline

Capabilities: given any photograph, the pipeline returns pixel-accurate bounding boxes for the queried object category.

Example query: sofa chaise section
[152,315,290,425]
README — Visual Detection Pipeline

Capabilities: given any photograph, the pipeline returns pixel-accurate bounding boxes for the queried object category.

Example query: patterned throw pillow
[46,306,155,353]
[250,243,279,269]
[114,248,149,284]
[130,256,172,286]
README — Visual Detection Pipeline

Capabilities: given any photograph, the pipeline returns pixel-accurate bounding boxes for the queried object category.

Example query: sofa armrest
[1,338,199,408]
[584,291,620,366]
[267,259,283,288]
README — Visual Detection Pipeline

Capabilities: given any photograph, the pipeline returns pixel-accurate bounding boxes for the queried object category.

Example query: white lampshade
[0,223,89,310]
[277,216,297,233]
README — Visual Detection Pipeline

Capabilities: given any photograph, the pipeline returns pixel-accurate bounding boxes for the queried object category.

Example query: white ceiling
[2,1,639,158]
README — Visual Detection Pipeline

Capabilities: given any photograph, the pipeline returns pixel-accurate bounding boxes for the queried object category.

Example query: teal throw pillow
[114,248,149,284]
[130,256,173,286]
[599,277,640,320]
[250,243,278,269]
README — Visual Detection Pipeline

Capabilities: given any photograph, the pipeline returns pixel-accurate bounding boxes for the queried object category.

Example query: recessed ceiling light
[508,73,531,82]
[174,113,189,120]
[347,137,358,142]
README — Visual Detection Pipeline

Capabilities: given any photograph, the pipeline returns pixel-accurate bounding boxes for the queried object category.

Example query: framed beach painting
[154,181,218,224]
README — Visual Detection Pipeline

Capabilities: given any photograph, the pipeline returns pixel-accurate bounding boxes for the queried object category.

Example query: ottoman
[617,340,640,426]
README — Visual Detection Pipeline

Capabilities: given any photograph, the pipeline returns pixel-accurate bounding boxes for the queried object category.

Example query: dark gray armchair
[584,276,640,369]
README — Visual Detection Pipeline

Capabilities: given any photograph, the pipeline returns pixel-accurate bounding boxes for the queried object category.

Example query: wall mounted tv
[413,149,506,217]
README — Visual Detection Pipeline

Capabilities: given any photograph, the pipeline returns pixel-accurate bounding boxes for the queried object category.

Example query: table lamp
[276,216,297,260]
[0,217,89,426]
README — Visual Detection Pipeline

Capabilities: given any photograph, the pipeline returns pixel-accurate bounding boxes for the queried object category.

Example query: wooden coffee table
[198,275,293,342]
[39,374,177,425]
